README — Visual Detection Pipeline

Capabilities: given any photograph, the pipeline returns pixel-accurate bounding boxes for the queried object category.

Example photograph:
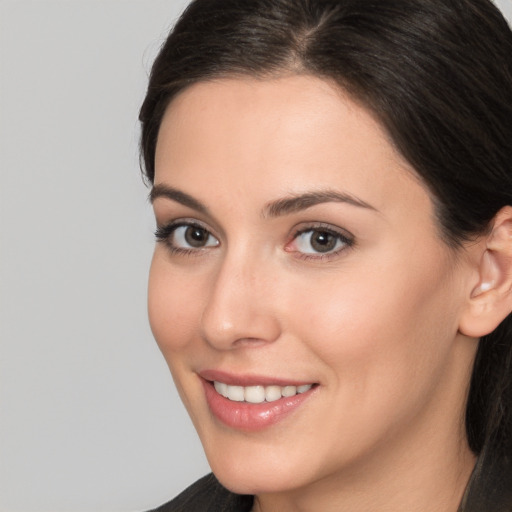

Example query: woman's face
[149,76,477,495]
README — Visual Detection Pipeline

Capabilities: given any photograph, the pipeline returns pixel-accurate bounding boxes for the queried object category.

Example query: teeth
[214,381,228,397]
[245,386,266,403]
[265,385,282,402]
[227,385,245,402]
[282,385,297,397]
[213,381,313,403]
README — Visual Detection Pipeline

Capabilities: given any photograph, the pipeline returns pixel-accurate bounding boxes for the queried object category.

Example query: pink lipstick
[200,370,317,431]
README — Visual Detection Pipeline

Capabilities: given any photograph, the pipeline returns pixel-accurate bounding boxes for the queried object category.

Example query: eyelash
[154,220,218,256]
[154,220,354,260]
[287,223,354,261]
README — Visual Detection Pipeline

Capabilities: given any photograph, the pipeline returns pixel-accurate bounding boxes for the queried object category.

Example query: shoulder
[147,473,254,512]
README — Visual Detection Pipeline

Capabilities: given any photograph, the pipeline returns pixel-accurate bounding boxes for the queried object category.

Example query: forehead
[154,75,427,217]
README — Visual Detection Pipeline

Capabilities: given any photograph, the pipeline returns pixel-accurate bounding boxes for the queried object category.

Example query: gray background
[1,1,511,511]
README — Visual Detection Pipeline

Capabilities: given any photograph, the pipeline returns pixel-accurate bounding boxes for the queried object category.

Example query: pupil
[185,226,207,247]
[311,231,336,252]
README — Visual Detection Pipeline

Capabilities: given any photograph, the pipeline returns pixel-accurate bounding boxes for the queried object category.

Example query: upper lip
[199,369,316,387]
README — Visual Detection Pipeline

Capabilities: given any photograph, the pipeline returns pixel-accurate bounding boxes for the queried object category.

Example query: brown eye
[292,228,351,255]
[170,224,219,250]
[309,231,338,253]
[184,226,210,247]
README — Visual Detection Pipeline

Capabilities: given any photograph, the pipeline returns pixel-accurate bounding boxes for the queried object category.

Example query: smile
[201,374,318,431]
[213,381,313,403]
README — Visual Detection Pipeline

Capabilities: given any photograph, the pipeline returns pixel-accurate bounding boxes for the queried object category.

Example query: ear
[459,206,512,338]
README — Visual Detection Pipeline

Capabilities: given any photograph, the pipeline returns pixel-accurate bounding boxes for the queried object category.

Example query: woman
[140,0,512,510]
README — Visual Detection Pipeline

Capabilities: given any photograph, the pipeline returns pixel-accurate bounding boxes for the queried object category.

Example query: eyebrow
[263,190,377,218]
[150,184,209,215]
[150,184,377,217]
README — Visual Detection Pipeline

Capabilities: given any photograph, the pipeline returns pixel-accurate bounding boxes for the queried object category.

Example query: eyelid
[290,221,354,242]
[155,217,210,231]
[154,217,354,261]
[286,222,355,260]
[152,200,225,239]
[154,218,220,253]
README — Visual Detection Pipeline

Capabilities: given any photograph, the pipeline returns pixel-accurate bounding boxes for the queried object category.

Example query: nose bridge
[200,246,280,349]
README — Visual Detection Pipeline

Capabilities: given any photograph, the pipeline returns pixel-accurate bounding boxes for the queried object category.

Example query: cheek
[288,250,460,390]
[282,262,463,456]
[148,252,205,354]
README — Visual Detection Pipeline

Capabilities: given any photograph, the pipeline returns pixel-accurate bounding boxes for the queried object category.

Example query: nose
[200,252,281,350]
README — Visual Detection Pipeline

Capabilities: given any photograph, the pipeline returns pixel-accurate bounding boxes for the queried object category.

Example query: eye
[155,221,219,253]
[173,225,218,249]
[288,226,353,258]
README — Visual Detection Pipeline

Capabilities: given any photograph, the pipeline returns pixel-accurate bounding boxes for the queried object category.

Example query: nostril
[200,305,281,350]
[232,337,269,348]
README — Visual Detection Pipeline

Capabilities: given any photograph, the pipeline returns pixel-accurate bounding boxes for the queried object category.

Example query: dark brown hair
[140,0,512,454]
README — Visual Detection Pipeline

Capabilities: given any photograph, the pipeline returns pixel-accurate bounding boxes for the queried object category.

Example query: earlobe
[470,250,500,298]
[459,207,512,338]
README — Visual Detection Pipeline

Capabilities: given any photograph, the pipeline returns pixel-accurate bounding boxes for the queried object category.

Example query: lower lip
[202,379,316,431]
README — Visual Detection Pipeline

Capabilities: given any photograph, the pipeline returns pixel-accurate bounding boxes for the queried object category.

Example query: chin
[212,463,302,496]
[201,434,325,496]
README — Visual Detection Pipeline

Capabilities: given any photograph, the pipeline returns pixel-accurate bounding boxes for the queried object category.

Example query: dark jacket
[149,448,512,512]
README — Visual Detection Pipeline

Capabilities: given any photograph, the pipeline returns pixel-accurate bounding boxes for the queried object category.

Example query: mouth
[199,372,318,431]
[213,381,314,403]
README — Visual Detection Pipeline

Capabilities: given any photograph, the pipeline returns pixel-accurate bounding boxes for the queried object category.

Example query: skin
[149,75,479,512]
